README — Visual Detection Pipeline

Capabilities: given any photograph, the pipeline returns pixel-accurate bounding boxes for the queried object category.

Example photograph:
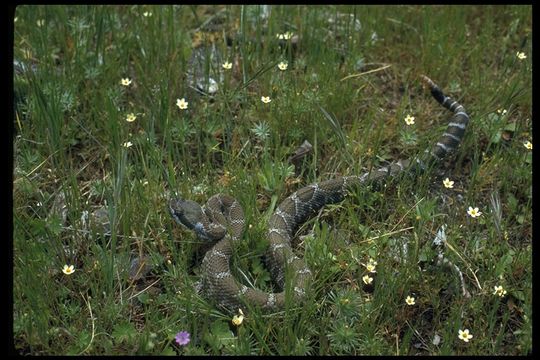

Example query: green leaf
[251,257,271,285]
[513,290,525,302]
[47,215,63,236]
[418,247,430,262]
[112,322,137,344]
[490,131,502,144]
[137,292,151,304]
[525,152,532,164]
[161,346,177,355]
[204,320,235,350]
[495,250,515,277]
[504,122,516,132]
[73,330,91,354]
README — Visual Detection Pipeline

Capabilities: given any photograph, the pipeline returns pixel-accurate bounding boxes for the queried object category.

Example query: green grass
[12,5,532,355]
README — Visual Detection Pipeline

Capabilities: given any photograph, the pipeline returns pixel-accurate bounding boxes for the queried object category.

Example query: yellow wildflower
[62,265,75,275]
[458,329,473,342]
[176,98,188,110]
[443,178,454,189]
[467,206,482,218]
[222,61,233,70]
[232,309,244,326]
[493,285,507,297]
[362,275,373,285]
[365,258,377,273]
[276,32,294,40]
[404,114,415,126]
[126,113,137,122]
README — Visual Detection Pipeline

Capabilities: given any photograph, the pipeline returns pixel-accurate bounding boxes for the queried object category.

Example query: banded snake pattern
[169,75,470,312]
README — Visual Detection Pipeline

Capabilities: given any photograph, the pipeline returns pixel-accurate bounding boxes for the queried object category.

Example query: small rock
[90,207,111,234]
[432,334,441,346]
[48,190,68,226]
[129,255,153,281]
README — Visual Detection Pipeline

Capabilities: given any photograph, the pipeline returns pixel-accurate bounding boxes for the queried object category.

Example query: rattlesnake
[169,75,470,312]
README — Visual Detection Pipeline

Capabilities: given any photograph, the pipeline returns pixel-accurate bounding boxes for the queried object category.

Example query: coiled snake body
[169,76,470,312]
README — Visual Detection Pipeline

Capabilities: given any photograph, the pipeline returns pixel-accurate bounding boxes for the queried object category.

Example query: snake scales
[169,75,470,312]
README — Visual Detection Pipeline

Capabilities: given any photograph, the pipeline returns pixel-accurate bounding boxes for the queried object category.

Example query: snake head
[169,198,206,234]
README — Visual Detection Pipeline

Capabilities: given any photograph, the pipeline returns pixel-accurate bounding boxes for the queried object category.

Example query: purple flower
[175,330,190,346]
